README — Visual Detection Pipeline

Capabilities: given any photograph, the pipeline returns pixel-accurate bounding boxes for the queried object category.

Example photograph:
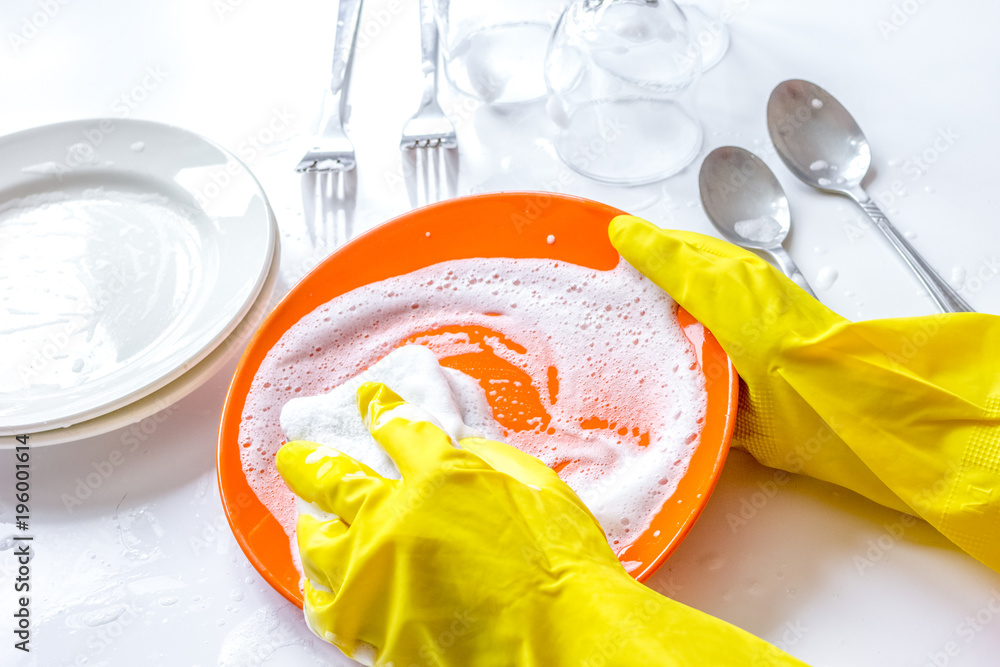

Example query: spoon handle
[767,245,818,299]
[850,189,975,313]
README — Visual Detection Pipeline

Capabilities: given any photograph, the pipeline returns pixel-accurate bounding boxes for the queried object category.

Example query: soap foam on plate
[240,258,706,554]
[280,344,503,480]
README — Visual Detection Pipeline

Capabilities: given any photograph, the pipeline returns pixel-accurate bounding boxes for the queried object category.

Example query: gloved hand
[610,215,1000,573]
[277,382,807,667]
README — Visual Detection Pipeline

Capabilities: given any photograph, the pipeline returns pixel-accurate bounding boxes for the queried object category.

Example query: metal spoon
[699,146,818,298]
[767,79,973,313]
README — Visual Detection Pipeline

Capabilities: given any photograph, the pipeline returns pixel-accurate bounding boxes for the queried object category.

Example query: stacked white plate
[0,119,279,446]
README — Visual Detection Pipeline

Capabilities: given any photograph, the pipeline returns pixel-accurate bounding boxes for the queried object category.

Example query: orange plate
[217,192,738,607]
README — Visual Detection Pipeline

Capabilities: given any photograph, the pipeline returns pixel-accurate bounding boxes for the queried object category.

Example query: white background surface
[2,0,1000,665]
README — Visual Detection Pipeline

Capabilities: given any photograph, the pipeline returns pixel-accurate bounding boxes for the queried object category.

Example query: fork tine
[296,0,362,174]
[399,0,458,203]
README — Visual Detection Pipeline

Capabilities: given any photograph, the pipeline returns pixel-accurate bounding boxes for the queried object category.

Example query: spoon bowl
[767,80,871,193]
[699,146,791,250]
[699,146,816,297]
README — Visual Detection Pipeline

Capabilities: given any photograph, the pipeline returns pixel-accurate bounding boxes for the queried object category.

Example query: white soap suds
[733,216,782,245]
[281,345,500,479]
[240,258,707,554]
[815,266,839,291]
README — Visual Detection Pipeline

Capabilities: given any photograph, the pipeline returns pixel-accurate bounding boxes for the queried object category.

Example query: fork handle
[418,0,441,109]
[322,0,364,134]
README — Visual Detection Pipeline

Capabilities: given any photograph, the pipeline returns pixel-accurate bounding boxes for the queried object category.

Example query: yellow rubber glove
[276,382,807,667]
[610,215,1000,573]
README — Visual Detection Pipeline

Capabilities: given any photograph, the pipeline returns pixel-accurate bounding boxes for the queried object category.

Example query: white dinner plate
[0,229,280,448]
[0,119,276,435]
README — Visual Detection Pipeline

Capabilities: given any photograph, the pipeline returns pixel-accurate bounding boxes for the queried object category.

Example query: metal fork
[400,0,457,152]
[295,0,364,173]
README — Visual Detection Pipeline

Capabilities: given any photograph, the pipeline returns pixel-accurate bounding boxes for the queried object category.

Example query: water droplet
[79,605,127,627]
[699,554,724,570]
[810,160,828,172]
[546,234,555,245]
[951,265,966,286]
[817,177,832,187]
[810,98,823,109]
[130,141,145,152]
[816,266,839,291]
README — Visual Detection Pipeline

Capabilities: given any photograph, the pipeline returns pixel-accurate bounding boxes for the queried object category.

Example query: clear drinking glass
[545,0,703,185]
[679,0,730,70]
[434,0,569,105]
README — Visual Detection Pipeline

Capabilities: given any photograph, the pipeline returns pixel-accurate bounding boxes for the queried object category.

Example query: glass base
[554,98,703,185]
